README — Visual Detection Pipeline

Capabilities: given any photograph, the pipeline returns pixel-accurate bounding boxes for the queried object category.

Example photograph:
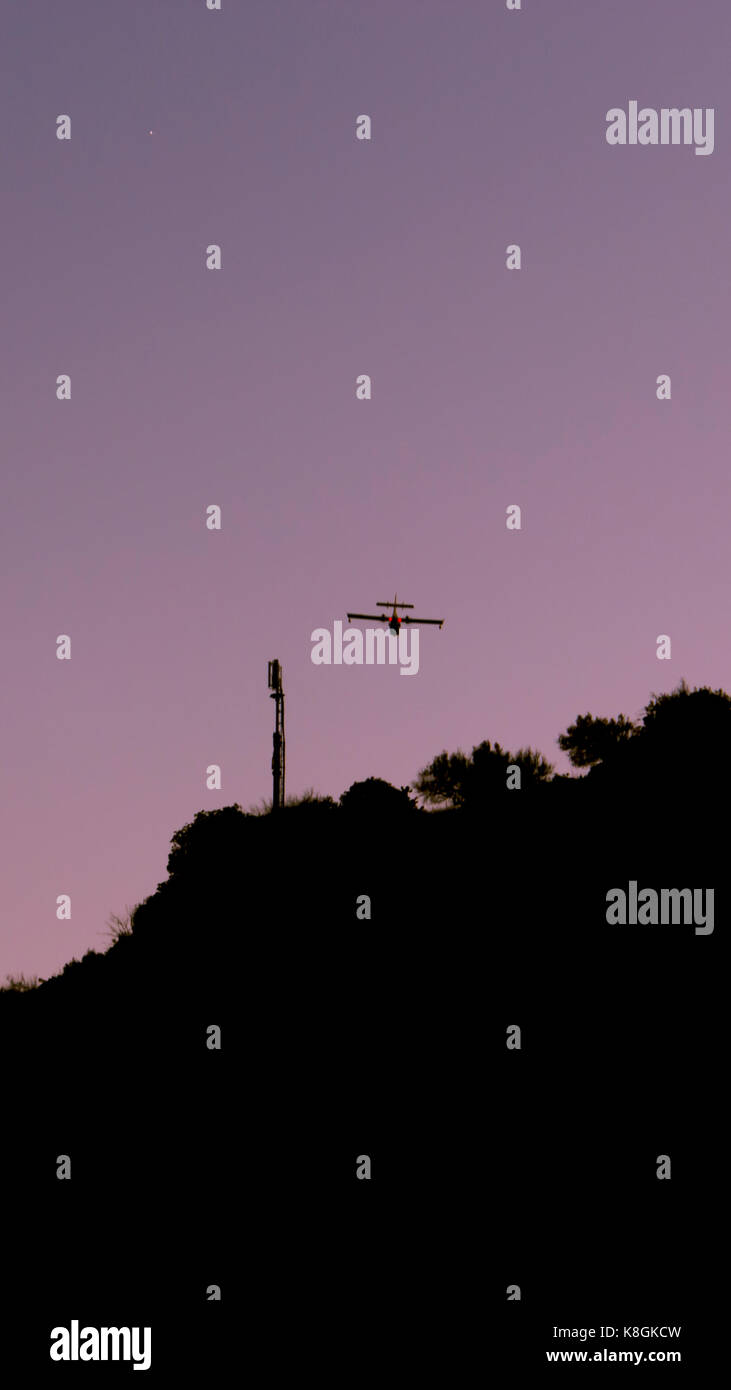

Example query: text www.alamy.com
[546,1348,681,1364]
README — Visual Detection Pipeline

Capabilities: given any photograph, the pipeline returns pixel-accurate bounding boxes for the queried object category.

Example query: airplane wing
[347,612,388,623]
[402,617,444,627]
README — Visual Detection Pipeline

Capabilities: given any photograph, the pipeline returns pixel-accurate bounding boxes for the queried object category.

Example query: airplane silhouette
[346,594,444,633]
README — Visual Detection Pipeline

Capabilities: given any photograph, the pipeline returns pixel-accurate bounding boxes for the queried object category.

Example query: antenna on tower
[267,660,285,811]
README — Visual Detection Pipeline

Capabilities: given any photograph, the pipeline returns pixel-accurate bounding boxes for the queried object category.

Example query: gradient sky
[2,0,729,980]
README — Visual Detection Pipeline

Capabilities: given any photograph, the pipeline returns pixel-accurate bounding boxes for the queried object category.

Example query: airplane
[346,594,444,633]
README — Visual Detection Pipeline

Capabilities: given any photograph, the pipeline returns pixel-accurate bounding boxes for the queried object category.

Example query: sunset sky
[2,0,729,980]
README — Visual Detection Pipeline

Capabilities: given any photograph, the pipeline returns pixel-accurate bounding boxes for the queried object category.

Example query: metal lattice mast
[267,660,285,810]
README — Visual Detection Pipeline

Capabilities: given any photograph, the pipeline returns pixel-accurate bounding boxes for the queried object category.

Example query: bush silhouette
[340,777,418,819]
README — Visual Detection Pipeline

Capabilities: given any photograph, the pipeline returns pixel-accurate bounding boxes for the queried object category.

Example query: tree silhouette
[557,712,638,768]
[414,740,553,809]
[634,681,731,786]
[411,750,471,807]
[641,679,731,742]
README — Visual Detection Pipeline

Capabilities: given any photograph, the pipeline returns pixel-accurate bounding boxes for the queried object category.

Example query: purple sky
[2,0,729,980]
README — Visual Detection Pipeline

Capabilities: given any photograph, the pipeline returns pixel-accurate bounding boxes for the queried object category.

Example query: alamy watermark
[50,1321,151,1371]
[606,102,714,155]
[311,621,419,676]
[606,882,714,934]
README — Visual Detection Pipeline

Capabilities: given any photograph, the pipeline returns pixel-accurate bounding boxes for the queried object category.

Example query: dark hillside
[2,688,725,1377]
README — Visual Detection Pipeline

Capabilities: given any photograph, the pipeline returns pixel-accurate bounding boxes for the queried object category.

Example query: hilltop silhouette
[1,680,724,1379]
[2,680,725,1032]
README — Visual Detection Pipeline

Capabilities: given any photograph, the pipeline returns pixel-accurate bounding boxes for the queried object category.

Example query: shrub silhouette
[0,972,40,992]
[414,740,553,809]
[340,777,418,819]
